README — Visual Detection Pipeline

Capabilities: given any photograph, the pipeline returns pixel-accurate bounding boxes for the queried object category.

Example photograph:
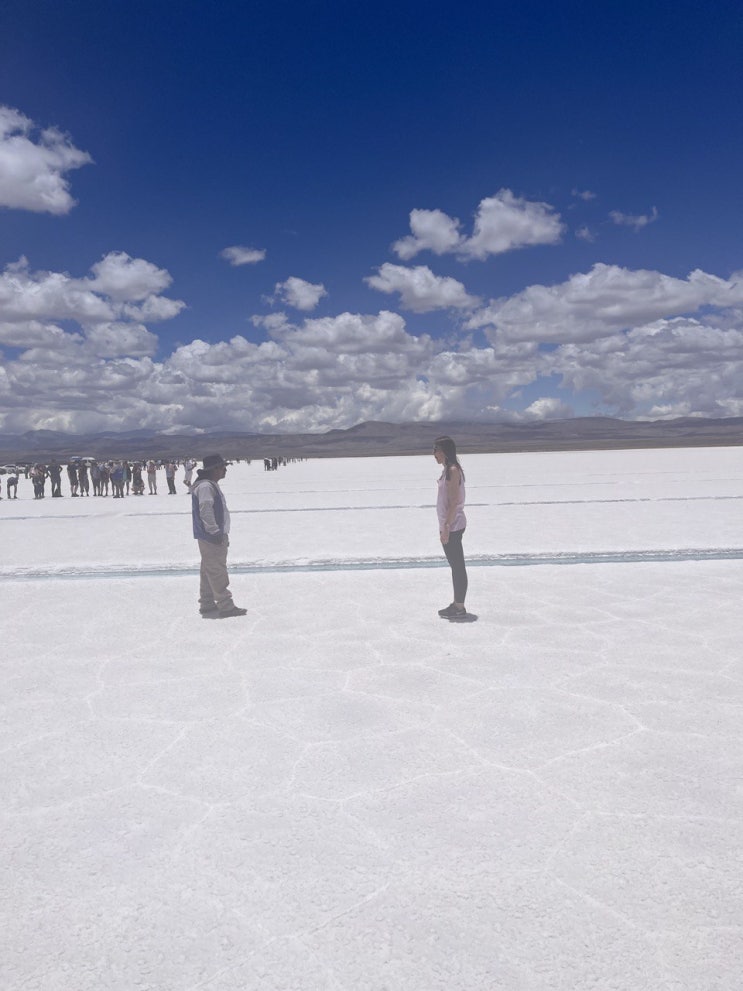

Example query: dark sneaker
[217,605,247,618]
[448,607,468,622]
[200,605,219,617]
[438,603,459,618]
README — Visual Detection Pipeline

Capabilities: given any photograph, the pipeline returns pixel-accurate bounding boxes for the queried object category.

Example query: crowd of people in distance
[0,455,302,500]
[19,458,192,499]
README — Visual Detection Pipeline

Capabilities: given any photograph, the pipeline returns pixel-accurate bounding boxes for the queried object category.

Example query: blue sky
[1,0,742,434]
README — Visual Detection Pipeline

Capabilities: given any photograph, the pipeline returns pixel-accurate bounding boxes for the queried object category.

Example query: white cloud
[5,246,743,433]
[575,226,595,243]
[0,257,115,323]
[121,295,187,323]
[272,276,327,311]
[0,105,92,214]
[4,289,743,430]
[0,301,548,433]
[467,263,743,343]
[158,311,442,429]
[365,263,480,313]
[83,322,159,358]
[392,209,462,260]
[523,397,574,420]
[0,320,79,350]
[427,347,533,395]
[0,253,186,330]
[86,252,173,301]
[0,254,184,361]
[548,318,743,418]
[392,190,564,261]
[251,311,292,333]
[270,310,429,357]
[609,206,658,231]
[571,189,597,201]
[220,245,267,266]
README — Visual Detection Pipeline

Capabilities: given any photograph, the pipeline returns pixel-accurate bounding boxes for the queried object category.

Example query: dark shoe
[217,605,247,618]
[200,605,219,617]
[438,603,460,618]
[448,607,468,622]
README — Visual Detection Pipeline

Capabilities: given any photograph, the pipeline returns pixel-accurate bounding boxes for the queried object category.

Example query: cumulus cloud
[0,105,92,214]
[365,263,480,313]
[467,263,743,344]
[548,318,743,418]
[83,322,159,358]
[251,311,292,333]
[5,243,743,433]
[0,319,79,350]
[392,190,564,261]
[269,310,428,357]
[392,209,462,260]
[220,245,267,266]
[0,253,184,363]
[426,345,539,395]
[4,287,743,430]
[85,252,173,301]
[0,253,185,330]
[1,257,113,324]
[0,298,549,433]
[160,311,441,429]
[271,276,327,311]
[609,206,658,231]
[523,397,574,420]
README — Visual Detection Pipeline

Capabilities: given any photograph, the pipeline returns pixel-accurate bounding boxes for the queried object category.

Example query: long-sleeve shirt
[191,478,231,542]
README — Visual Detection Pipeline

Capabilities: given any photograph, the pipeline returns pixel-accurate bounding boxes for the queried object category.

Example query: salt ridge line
[2,547,743,582]
[2,493,743,525]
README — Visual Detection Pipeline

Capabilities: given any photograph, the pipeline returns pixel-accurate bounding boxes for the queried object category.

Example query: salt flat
[2,448,742,990]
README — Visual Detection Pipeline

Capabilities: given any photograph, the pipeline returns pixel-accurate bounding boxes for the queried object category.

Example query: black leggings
[443,528,467,603]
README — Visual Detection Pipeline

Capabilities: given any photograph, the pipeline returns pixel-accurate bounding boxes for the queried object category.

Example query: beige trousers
[198,536,234,612]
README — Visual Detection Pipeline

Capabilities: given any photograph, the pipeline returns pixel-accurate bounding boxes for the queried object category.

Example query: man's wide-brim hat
[202,454,228,470]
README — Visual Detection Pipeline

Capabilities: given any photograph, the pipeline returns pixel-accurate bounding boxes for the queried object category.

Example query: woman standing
[434,436,469,620]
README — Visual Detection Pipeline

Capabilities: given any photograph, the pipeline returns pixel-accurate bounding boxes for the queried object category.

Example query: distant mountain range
[2,417,743,463]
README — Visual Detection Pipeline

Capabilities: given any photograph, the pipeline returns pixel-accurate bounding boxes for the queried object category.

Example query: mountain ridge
[2,417,742,462]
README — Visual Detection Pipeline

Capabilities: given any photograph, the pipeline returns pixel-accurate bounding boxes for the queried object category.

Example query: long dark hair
[434,435,465,482]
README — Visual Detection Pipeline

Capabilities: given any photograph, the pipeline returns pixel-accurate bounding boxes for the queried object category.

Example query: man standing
[67,461,79,496]
[191,454,246,618]
[78,461,90,496]
[48,460,62,497]
[165,460,177,494]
